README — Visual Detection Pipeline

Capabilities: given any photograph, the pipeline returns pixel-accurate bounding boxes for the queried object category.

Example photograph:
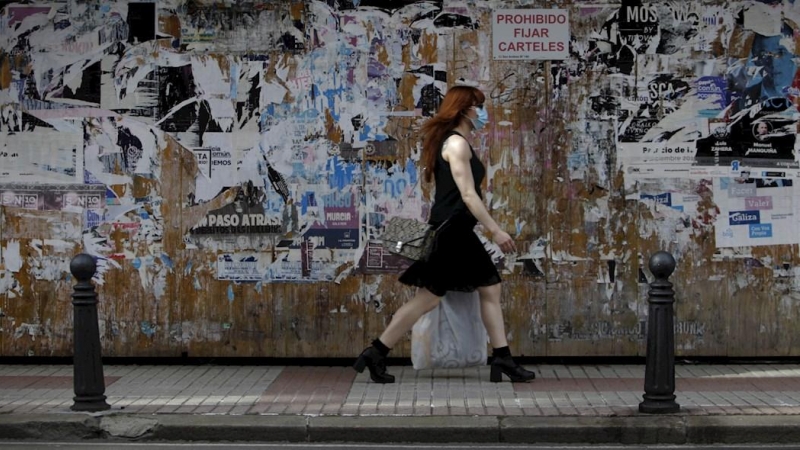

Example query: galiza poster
[713,177,800,247]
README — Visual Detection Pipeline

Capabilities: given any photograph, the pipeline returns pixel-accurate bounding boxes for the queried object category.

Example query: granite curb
[3,413,800,444]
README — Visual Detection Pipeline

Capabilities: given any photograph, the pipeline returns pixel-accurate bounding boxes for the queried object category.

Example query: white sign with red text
[492,9,569,60]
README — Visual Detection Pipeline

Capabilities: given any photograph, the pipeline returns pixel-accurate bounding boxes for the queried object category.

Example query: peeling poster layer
[0,0,799,358]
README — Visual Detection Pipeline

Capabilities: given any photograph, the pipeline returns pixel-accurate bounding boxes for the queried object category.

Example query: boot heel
[352,346,395,383]
[490,355,535,383]
[353,355,366,373]
[490,365,503,383]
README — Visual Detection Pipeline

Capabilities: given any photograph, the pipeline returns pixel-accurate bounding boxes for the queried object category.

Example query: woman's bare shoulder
[442,133,471,162]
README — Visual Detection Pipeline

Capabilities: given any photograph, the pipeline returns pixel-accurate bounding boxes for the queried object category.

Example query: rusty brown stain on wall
[0,54,11,90]
[325,108,343,144]
[160,135,239,238]
[132,176,158,200]
[159,13,181,38]
[2,209,82,240]
[419,32,438,65]
[728,24,755,59]
[290,2,305,20]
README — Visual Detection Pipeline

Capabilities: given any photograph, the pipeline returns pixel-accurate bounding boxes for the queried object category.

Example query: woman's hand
[492,229,517,254]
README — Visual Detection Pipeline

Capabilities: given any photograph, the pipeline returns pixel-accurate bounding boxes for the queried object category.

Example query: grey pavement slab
[3,361,800,446]
[4,363,800,416]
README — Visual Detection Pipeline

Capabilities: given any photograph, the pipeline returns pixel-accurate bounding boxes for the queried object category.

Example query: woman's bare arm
[442,136,517,253]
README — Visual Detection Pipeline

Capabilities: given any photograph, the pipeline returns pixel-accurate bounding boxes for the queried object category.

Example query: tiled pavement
[3,363,800,417]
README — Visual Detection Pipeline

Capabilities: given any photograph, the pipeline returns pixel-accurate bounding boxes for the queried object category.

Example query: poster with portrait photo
[694,97,798,173]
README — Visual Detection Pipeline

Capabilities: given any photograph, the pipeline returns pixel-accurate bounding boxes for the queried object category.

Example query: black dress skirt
[398,214,502,297]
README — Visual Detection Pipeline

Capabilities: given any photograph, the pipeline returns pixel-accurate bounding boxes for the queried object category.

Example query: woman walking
[353,85,536,384]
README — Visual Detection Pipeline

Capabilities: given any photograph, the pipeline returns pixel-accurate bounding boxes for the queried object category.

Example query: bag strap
[403,234,428,244]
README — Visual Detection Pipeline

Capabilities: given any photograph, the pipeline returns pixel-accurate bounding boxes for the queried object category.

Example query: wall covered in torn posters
[1,0,799,358]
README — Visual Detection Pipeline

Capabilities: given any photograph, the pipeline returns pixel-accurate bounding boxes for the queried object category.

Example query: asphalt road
[2,443,800,449]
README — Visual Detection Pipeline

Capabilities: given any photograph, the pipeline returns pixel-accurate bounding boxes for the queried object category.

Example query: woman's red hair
[420,86,485,183]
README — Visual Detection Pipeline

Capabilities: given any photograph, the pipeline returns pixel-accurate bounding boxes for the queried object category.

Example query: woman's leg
[355,287,441,383]
[378,287,441,348]
[476,283,508,348]
[477,283,535,382]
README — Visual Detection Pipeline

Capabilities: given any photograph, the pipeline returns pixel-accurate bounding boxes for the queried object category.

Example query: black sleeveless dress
[398,131,502,296]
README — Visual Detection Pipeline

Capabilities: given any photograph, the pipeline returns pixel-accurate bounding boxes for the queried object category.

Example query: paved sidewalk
[3,362,800,444]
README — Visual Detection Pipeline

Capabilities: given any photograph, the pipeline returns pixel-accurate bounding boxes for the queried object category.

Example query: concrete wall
[1,0,799,358]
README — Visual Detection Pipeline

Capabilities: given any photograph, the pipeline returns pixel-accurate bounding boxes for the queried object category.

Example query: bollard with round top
[639,251,680,414]
[70,253,110,412]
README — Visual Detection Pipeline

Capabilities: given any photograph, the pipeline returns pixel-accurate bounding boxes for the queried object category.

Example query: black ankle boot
[353,346,395,383]
[490,355,536,383]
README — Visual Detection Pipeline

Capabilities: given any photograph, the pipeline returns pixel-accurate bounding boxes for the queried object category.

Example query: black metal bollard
[70,254,110,412]
[639,251,680,414]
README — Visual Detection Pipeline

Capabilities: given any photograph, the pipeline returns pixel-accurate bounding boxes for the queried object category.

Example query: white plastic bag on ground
[411,290,488,370]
